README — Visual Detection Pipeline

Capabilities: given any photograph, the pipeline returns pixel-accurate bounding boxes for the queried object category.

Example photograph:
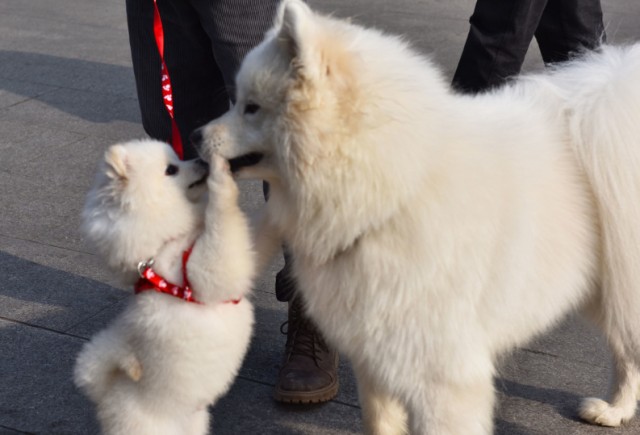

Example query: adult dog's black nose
[189,128,204,154]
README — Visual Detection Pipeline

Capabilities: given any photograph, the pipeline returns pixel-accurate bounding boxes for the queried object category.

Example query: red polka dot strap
[134,247,241,305]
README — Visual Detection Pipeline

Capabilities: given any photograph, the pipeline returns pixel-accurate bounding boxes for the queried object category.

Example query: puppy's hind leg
[74,329,142,401]
[185,408,210,435]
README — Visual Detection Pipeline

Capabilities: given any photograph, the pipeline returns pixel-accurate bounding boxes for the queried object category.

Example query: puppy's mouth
[188,174,208,189]
[228,153,264,173]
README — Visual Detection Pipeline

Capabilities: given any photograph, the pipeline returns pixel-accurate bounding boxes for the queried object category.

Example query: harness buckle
[137,258,155,277]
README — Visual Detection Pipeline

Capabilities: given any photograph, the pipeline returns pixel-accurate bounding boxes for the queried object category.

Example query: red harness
[134,247,240,305]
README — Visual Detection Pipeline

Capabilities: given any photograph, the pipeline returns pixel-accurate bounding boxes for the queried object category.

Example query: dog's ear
[275,0,319,75]
[104,144,129,181]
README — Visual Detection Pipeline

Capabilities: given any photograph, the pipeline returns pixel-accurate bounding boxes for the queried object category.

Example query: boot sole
[273,380,339,404]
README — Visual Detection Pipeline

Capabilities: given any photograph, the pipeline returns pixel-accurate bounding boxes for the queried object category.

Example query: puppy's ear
[276,0,319,74]
[104,144,129,180]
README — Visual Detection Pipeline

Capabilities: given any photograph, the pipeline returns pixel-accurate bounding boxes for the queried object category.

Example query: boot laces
[280,299,329,364]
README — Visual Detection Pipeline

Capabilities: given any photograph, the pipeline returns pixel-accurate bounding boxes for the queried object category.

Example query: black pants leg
[452,0,605,93]
[535,0,605,64]
[126,0,278,158]
[452,0,548,93]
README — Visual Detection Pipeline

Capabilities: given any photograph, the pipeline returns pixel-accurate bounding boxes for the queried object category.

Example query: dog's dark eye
[244,103,260,115]
[165,164,179,176]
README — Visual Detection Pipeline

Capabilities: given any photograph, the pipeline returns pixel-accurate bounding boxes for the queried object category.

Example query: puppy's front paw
[208,154,238,200]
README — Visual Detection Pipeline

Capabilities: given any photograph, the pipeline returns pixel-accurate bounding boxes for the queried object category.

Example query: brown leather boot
[274,296,339,404]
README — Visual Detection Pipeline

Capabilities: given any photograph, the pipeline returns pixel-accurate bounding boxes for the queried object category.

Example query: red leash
[152,0,184,159]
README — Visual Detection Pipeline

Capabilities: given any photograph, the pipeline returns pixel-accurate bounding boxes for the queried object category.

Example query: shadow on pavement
[0,50,139,124]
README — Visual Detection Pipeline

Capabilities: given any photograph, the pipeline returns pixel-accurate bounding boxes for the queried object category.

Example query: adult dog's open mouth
[229,153,264,173]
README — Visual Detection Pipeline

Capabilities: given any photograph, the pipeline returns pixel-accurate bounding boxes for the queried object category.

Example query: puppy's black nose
[189,128,204,152]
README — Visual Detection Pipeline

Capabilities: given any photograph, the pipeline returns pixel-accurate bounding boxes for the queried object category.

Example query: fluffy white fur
[74,140,254,435]
[195,1,640,433]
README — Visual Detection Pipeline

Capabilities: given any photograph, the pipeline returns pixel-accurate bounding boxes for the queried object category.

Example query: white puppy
[74,140,254,435]
[192,1,640,433]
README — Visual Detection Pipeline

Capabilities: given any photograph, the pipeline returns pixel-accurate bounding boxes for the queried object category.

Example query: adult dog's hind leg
[580,332,640,427]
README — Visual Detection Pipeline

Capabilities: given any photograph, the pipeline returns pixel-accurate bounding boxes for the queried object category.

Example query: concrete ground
[1,0,639,434]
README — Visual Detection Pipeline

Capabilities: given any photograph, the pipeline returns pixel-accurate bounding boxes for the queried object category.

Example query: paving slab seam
[0,74,137,101]
[235,374,362,410]
[235,374,277,389]
[0,234,94,258]
[0,424,34,435]
[521,348,560,359]
[324,398,361,410]
[0,83,63,111]
[61,299,125,336]
[0,12,128,33]
[0,315,87,341]
[0,126,89,157]
[253,288,277,297]
[519,347,609,369]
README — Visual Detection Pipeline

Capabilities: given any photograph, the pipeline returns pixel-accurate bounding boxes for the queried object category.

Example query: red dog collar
[134,247,240,305]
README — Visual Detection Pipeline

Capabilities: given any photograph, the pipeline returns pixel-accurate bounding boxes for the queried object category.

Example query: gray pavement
[1,0,639,434]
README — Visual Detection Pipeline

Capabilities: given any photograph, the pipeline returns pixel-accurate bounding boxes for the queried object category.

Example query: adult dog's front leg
[354,364,408,435]
[251,207,282,277]
[407,375,495,435]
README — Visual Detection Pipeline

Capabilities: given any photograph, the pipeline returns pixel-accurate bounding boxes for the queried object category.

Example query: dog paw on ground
[579,397,633,427]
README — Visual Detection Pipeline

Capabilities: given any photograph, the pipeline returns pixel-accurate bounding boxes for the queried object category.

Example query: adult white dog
[192,1,640,433]
[75,141,254,435]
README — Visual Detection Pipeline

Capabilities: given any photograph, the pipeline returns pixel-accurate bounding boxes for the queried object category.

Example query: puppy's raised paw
[208,153,238,201]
